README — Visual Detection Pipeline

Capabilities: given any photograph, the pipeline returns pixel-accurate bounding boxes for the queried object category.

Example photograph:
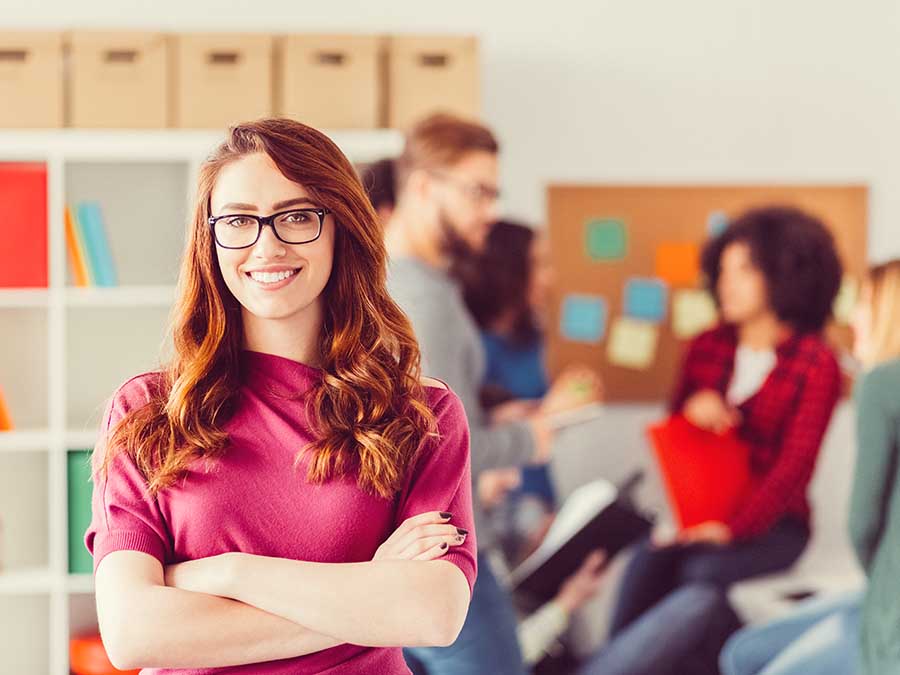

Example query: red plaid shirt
[671,324,842,540]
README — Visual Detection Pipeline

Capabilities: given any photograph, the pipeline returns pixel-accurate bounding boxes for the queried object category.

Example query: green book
[67,450,94,575]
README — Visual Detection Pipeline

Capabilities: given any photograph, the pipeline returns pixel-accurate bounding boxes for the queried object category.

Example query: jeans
[403,550,526,675]
[720,590,862,675]
[579,583,740,675]
[610,517,811,635]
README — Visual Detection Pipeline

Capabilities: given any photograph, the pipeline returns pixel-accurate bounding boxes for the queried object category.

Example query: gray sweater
[387,255,538,552]
[848,358,900,674]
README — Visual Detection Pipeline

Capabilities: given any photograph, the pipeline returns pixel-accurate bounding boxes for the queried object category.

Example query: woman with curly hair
[84,118,477,674]
[608,206,844,674]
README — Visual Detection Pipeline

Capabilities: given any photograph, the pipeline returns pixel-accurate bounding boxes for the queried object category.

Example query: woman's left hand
[165,552,238,596]
[676,521,733,546]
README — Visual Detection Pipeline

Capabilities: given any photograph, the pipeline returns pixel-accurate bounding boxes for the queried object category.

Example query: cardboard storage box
[68,31,169,128]
[277,34,382,130]
[0,32,63,128]
[386,35,480,129]
[173,33,273,129]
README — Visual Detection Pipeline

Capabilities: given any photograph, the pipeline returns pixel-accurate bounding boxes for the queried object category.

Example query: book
[647,414,751,529]
[0,163,48,288]
[67,450,94,574]
[76,201,118,287]
[64,205,90,287]
[0,384,13,430]
[508,474,654,607]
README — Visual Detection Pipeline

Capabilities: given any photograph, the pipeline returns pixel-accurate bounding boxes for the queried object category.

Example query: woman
[609,206,844,672]
[461,220,601,566]
[720,259,900,675]
[84,118,477,674]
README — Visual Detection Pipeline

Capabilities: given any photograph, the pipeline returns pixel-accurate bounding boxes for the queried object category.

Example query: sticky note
[585,219,626,260]
[560,294,608,343]
[607,317,659,370]
[833,275,858,325]
[672,289,719,339]
[707,210,729,237]
[624,277,669,322]
[655,242,701,287]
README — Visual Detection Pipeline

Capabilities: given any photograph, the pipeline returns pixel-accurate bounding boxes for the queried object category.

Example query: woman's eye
[284,212,310,223]
[225,216,255,227]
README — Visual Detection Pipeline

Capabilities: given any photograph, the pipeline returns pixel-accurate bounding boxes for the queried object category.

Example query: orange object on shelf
[65,205,90,287]
[647,414,752,529]
[70,635,139,675]
[0,383,12,430]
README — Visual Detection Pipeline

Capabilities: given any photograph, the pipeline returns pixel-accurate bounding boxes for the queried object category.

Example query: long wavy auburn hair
[99,118,438,499]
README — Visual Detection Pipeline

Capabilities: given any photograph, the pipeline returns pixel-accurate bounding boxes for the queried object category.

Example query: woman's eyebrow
[220,197,315,212]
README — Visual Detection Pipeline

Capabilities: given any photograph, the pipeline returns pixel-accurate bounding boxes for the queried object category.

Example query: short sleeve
[84,372,172,575]
[394,386,478,595]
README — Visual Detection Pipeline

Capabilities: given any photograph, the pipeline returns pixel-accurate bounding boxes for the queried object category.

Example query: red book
[647,415,751,529]
[0,163,48,288]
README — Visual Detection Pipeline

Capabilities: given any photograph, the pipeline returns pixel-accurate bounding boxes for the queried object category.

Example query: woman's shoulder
[688,323,736,351]
[790,333,840,368]
[105,369,167,424]
[420,375,449,391]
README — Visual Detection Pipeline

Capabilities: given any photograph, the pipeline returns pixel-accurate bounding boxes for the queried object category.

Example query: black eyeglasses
[208,208,331,249]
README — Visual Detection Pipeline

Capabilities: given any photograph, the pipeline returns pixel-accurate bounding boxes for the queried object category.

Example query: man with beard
[386,113,561,675]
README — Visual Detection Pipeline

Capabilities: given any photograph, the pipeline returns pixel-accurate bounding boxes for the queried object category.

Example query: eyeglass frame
[427,169,502,205]
[207,207,331,249]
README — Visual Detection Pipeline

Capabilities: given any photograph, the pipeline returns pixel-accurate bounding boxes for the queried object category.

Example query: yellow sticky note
[672,289,718,339]
[607,317,659,370]
[833,275,858,325]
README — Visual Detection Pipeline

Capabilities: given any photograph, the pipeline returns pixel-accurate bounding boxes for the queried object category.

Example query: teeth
[248,269,298,283]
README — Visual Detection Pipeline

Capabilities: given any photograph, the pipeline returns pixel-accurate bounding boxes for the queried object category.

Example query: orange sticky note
[655,243,700,287]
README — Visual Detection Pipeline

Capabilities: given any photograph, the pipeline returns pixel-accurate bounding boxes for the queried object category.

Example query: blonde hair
[862,260,900,367]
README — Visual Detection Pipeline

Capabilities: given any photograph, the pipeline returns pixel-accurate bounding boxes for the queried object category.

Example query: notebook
[647,414,752,530]
[508,474,654,606]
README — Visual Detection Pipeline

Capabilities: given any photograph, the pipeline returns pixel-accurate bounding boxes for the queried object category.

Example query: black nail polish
[440,512,453,519]
[440,542,448,549]
[456,528,468,536]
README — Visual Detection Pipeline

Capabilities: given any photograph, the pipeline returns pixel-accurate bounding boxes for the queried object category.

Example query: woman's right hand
[683,389,741,433]
[372,511,468,562]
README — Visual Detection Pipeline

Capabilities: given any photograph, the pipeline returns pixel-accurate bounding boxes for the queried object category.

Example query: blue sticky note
[560,294,608,343]
[708,210,729,237]
[624,277,669,322]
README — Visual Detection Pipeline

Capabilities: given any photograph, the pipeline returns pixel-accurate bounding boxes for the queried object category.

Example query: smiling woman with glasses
[83,118,477,674]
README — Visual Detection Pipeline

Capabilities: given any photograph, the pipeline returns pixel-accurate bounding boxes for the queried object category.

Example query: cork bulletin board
[545,185,868,402]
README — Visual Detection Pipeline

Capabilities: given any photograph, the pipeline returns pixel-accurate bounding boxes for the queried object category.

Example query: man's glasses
[428,169,501,205]
[208,208,330,249]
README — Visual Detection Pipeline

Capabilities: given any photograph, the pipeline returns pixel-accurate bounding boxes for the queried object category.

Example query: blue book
[76,202,118,287]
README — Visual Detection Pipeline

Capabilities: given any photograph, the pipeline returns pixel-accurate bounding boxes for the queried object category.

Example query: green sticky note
[68,449,94,574]
[586,218,627,260]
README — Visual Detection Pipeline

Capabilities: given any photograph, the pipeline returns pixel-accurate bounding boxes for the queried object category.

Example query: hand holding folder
[647,414,752,531]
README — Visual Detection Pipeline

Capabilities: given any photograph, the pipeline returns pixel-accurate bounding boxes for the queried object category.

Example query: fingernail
[440,542,448,549]
[456,527,468,535]
[440,512,453,519]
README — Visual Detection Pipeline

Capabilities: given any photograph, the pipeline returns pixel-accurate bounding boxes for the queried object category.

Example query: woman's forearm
[214,554,470,648]
[102,583,342,669]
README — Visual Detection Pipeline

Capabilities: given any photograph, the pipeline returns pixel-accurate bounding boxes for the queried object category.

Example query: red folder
[0,163,48,288]
[647,415,752,529]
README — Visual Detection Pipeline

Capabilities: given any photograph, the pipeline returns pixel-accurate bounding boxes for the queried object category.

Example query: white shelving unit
[0,127,403,674]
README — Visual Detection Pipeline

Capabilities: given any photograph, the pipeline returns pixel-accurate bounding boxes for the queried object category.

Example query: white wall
[5,0,900,258]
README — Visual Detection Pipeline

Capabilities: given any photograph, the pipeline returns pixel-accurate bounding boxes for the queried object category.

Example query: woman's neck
[241,300,324,367]
[738,311,789,350]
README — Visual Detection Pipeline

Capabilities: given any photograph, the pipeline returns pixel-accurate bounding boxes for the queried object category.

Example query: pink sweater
[85,349,478,674]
